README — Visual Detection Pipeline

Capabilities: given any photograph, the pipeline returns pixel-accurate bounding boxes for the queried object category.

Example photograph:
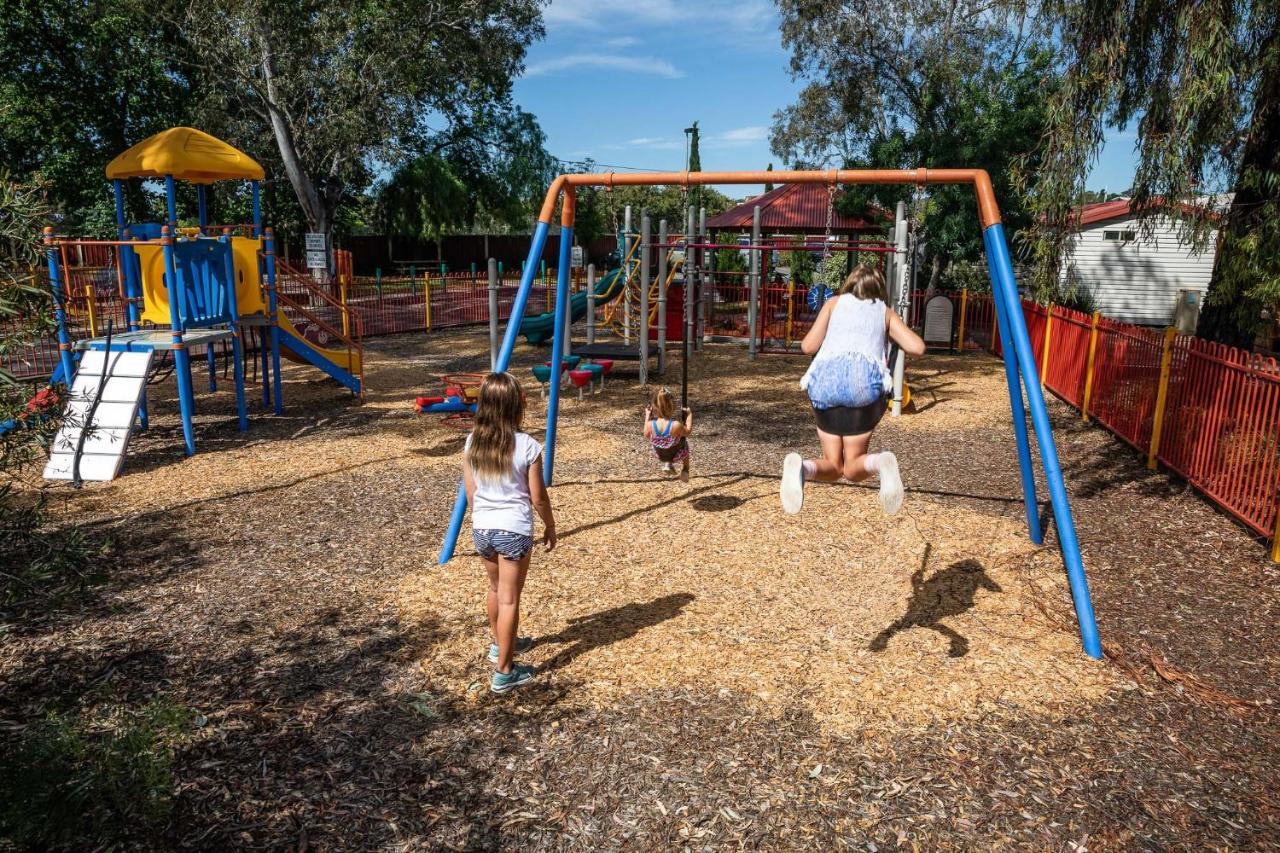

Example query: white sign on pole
[304,232,326,252]
[305,250,328,270]
[571,245,585,268]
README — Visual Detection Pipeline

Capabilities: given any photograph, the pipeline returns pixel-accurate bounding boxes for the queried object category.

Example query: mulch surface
[3,327,1278,850]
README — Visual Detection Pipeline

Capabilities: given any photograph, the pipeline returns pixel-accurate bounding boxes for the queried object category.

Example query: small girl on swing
[781,264,924,516]
[644,387,693,481]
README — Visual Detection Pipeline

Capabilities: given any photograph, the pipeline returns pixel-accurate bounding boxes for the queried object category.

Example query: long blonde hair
[467,372,525,480]
[840,264,888,302]
[649,387,677,420]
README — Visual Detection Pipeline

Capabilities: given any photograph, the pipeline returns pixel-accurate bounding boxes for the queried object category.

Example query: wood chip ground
[3,327,1277,850]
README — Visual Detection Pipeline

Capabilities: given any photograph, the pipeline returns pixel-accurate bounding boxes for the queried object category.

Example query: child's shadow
[868,560,1002,657]
[538,593,695,672]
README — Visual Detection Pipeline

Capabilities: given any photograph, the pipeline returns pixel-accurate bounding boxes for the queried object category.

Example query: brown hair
[649,387,677,420]
[840,264,888,302]
[466,372,526,481]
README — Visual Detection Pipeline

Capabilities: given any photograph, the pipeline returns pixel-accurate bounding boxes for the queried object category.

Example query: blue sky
[512,0,1137,197]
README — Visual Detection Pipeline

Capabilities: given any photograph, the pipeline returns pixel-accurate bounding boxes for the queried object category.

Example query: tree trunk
[1196,23,1280,348]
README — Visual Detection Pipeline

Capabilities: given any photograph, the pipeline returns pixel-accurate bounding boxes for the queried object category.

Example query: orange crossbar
[535,169,1002,229]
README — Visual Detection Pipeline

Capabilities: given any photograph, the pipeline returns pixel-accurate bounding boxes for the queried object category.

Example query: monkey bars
[437,168,1103,660]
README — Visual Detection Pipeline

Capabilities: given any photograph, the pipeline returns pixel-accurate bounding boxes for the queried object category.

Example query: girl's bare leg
[484,557,500,641]
[494,553,531,673]
[839,432,875,482]
[680,458,690,482]
[806,429,846,482]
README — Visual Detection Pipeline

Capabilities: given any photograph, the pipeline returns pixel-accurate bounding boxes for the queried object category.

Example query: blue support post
[161,225,197,456]
[543,219,574,485]
[985,223,1101,659]
[221,233,249,431]
[43,229,76,385]
[251,181,262,237]
[164,175,178,228]
[982,229,1042,544]
[438,219,554,564]
[259,326,270,408]
[263,228,284,415]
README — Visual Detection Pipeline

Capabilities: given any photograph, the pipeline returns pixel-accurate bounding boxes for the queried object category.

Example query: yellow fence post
[1147,326,1178,470]
[1081,311,1101,421]
[1271,507,1280,562]
[339,281,351,338]
[84,283,99,337]
[956,288,968,351]
[423,271,432,331]
[1040,304,1054,387]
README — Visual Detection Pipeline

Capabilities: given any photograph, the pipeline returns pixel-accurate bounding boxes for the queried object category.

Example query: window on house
[1103,229,1137,243]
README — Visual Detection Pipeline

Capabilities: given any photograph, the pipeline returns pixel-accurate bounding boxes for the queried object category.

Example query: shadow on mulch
[869,558,1003,658]
[537,593,696,674]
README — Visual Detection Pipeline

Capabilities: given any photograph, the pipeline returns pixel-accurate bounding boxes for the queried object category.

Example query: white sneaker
[662,462,675,473]
[781,452,804,514]
[877,451,903,516]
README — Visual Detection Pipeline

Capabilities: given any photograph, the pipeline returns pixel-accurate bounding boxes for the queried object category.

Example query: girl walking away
[644,387,694,481]
[462,372,557,694]
[781,265,925,516]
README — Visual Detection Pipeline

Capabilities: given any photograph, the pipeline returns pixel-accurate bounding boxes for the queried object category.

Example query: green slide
[519,267,627,344]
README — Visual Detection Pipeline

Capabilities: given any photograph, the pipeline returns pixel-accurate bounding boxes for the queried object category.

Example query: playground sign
[305,250,327,270]
[304,232,326,251]
[571,245,585,268]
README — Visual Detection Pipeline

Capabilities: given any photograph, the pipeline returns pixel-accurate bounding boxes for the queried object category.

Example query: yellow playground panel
[133,237,268,326]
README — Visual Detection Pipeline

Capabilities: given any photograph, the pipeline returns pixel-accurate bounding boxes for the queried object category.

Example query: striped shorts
[473,528,534,560]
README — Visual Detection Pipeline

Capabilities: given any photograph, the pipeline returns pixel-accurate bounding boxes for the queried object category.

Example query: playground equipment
[518,266,628,344]
[436,167,1103,661]
[40,127,364,479]
[415,373,483,426]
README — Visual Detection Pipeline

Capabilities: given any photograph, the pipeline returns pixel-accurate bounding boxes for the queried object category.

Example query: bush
[0,698,193,849]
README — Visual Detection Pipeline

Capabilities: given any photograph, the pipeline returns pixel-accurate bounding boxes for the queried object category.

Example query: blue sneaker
[490,663,536,694]
[487,636,534,664]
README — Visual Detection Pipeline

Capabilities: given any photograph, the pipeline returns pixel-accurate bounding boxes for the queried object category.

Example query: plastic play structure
[436,167,1103,661]
[41,127,364,480]
[518,266,628,344]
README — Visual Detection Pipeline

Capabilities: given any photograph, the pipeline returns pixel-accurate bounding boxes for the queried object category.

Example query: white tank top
[800,295,892,407]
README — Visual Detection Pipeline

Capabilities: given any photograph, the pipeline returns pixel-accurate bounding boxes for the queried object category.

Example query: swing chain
[823,181,837,259]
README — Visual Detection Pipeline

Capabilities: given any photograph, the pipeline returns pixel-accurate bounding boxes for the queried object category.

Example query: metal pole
[640,213,651,385]
[682,205,694,410]
[891,201,908,416]
[985,223,1101,660]
[487,257,499,371]
[440,219,554,564]
[623,205,633,345]
[544,190,575,485]
[657,219,668,374]
[586,264,596,344]
[697,207,707,350]
[749,206,761,358]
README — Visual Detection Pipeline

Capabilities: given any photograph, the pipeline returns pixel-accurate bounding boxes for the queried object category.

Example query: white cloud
[601,136,685,151]
[603,36,640,48]
[524,53,684,79]
[709,126,769,146]
[544,0,776,37]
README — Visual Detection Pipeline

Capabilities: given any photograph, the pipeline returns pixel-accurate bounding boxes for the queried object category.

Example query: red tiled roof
[1075,197,1222,226]
[706,184,887,232]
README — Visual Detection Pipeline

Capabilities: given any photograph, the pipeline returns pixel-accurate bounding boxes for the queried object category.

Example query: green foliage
[1019,0,1279,344]
[764,163,774,193]
[185,0,549,243]
[938,260,992,293]
[0,698,192,849]
[786,249,817,286]
[0,0,197,233]
[771,2,1059,276]
[712,233,748,274]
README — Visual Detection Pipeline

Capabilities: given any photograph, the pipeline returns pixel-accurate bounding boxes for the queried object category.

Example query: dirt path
[3,328,1277,850]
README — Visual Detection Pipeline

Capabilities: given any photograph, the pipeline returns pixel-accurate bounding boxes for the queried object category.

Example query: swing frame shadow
[435,168,1102,660]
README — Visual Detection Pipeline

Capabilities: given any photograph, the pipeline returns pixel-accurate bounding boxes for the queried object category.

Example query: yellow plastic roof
[105,127,264,183]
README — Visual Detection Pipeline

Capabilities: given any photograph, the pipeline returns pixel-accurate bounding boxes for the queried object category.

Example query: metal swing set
[437,167,1103,661]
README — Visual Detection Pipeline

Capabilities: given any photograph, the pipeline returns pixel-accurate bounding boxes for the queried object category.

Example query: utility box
[1174,289,1201,335]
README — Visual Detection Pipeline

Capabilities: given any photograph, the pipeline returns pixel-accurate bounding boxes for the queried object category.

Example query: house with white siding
[1062,199,1221,327]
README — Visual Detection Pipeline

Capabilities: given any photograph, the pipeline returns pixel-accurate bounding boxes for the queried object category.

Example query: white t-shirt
[465,432,543,536]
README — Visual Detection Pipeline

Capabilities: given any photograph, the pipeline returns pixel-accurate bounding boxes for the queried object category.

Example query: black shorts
[812,396,888,436]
